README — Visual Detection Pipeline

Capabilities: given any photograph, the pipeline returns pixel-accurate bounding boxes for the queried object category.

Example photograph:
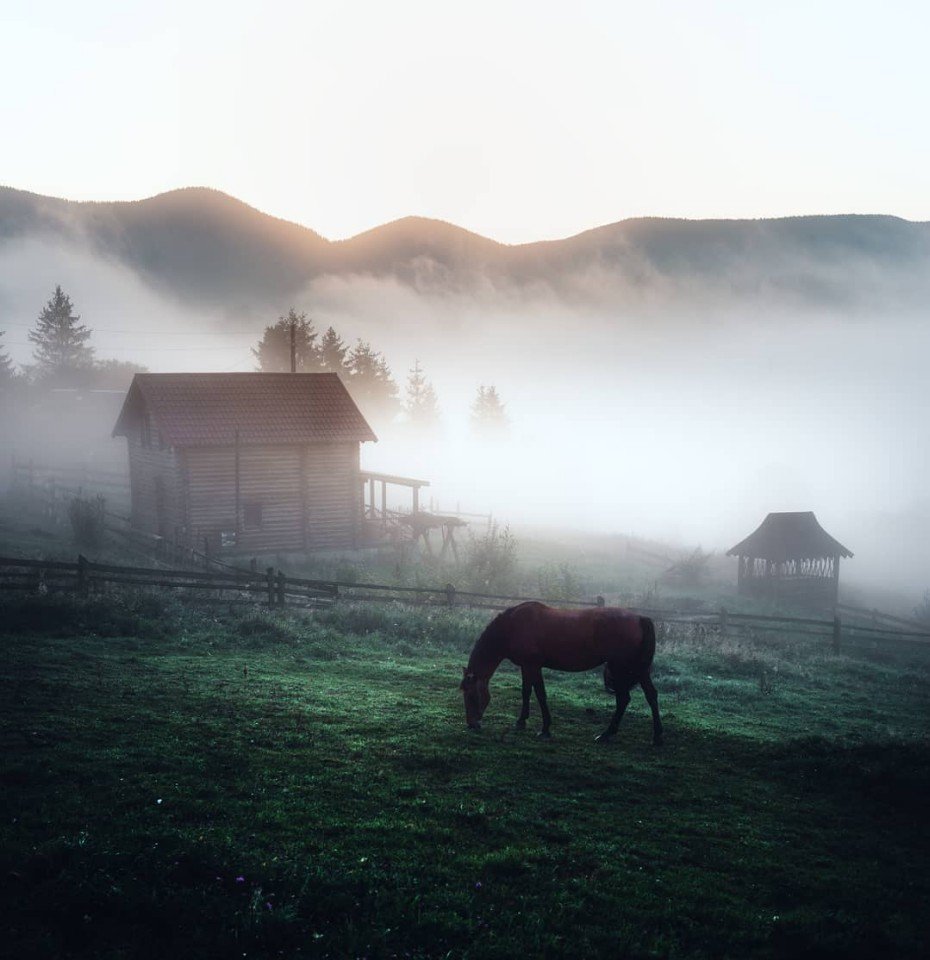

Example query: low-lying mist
[2,235,928,599]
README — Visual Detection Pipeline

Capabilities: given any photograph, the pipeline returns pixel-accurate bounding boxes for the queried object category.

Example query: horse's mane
[468,602,543,671]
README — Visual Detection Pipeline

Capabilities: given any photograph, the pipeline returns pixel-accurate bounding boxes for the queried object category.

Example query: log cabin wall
[126,413,184,539]
[184,444,305,553]
[304,442,360,549]
[114,374,376,554]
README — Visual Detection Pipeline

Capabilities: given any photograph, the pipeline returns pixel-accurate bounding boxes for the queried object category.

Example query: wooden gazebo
[727,512,852,608]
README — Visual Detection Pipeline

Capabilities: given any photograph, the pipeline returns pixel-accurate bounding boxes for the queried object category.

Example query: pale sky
[1,0,928,243]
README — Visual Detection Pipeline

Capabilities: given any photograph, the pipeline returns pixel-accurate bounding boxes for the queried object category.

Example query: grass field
[2,589,929,959]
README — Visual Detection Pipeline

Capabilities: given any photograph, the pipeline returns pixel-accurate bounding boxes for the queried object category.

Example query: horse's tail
[638,616,657,675]
[604,616,657,692]
[604,665,615,694]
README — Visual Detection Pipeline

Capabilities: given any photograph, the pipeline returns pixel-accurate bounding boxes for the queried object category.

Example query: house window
[243,501,263,530]
[220,530,238,548]
[140,416,152,448]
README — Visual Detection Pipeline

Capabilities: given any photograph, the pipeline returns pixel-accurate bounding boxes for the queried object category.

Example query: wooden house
[112,373,377,553]
[727,511,853,608]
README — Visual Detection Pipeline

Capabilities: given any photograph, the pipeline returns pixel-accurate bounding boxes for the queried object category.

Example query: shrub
[536,562,584,601]
[235,614,298,645]
[664,547,712,586]
[459,524,518,593]
[68,496,106,548]
[0,592,174,639]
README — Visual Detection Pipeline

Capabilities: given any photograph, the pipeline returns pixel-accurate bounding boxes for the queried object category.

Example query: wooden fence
[2,554,929,651]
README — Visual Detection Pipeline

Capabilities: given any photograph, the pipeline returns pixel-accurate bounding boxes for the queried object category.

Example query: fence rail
[2,554,930,650]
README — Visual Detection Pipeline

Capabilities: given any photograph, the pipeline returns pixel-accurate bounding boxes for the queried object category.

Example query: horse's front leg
[514,668,532,730]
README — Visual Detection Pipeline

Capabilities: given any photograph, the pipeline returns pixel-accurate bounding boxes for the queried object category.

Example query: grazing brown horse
[460,601,662,744]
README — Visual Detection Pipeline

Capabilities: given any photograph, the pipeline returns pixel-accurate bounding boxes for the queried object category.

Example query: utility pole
[290,319,297,373]
[234,426,240,539]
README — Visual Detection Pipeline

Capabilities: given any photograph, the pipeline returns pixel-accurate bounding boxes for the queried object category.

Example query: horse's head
[460,669,490,730]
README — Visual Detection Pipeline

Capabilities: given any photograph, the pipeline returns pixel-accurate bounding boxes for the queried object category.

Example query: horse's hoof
[537,730,552,740]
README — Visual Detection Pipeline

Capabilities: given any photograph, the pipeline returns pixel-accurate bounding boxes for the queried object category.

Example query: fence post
[250,557,257,575]
[77,554,88,594]
[203,537,211,571]
[719,607,728,637]
[276,570,287,607]
[833,615,842,653]
[595,595,605,607]
[445,583,456,607]
[266,567,275,606]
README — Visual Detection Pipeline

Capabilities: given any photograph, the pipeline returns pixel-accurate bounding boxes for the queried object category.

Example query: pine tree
[404,359,440,431]
[471,384,509,438]
[318,326,349,374]
[0,330,15,383]
[251,308,321,372]
[345,339,400,419]
[28,286,94,384]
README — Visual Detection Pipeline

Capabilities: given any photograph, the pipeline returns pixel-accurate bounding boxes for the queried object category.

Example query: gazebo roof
[727,512,853,562]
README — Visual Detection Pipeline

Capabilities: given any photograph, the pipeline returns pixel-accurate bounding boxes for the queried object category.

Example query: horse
[459,601,663,744]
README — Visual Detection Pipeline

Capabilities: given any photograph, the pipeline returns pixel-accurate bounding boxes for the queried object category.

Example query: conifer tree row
[252,310,512,437]
[252,310,401,421]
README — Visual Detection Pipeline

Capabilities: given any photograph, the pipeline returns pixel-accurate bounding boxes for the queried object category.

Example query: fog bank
[2,235,928,598]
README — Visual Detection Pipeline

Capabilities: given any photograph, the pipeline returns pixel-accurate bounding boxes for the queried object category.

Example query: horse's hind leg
[640,674,664,746]
[528,667,553,739]
[514,668,532,730]
[595,666,633,743]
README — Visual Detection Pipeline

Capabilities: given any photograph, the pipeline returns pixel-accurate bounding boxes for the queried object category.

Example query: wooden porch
[359,470,467,560]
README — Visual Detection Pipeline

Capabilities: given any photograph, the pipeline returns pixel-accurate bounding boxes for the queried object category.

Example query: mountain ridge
[1,185,928,314]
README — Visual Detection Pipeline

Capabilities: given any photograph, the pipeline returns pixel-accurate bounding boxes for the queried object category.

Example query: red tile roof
[113,373,377,446]
[727,512,852,561]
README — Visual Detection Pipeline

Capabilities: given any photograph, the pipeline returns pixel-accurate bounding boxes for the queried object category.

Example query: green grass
[2,593,929,959]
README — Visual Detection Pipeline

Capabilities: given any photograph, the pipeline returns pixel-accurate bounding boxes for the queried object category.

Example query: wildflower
[236,876,245,883]
[474,882,482,891]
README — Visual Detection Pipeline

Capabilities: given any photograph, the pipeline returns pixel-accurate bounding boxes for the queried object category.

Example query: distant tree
[404,359,440,431]
[345,339,400,419]
[28,285,94,385]
[470,384,509,438]
[252,308,321,372]
[318,326,349,375]
[0,330,15,383]
[89,358,149,389]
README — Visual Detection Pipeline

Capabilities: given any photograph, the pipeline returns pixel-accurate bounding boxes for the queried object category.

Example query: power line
[1,319,259,337]
[1,339,253,352]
